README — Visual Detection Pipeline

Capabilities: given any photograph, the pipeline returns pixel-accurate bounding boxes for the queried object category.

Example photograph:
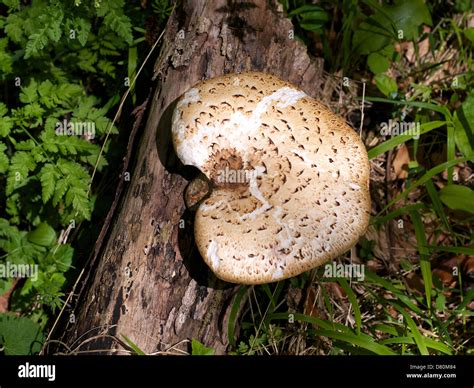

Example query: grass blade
[427,246,474,255]
[270,312,395,355]
[379,157,469,215]
[338,278,362,335]
[313,329,396,355]
[380,336,452,355]
[368,120,446,159]
[425,179,450,231]
[365,270,423,315]
[409,211,432,311]
[391,303,429,355]
[227,286,249,348]
[120,334,146,355]
[374,323,399,336]
[447,123,455,184]
[363,96,451,117]
[371,203,426,226]
[269,312,351,333]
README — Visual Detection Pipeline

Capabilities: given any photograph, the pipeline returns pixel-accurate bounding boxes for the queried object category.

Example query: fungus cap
[171,72,370,285]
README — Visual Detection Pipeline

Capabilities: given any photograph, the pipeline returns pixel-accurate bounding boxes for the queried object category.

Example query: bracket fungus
[171,72,370,285]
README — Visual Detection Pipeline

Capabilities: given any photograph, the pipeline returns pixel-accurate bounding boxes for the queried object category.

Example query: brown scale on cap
[171,72,371,285]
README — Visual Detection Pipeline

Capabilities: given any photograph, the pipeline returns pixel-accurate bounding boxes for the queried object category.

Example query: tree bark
[55,0,324,355]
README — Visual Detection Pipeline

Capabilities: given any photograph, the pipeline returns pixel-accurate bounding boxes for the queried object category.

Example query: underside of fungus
[171,72,370,285]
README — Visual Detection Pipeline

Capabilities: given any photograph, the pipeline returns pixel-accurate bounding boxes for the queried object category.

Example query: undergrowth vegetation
[227,0,473,355]
[0,0,472,355]
[0,0,170,355]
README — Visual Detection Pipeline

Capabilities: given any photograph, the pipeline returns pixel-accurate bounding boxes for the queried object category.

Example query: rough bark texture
[57,0,324,355]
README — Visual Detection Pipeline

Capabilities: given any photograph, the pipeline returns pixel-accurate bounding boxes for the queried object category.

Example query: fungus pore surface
[171,72,370,284]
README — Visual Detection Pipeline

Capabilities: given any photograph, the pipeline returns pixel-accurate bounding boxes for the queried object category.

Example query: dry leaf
[393,144,410,179]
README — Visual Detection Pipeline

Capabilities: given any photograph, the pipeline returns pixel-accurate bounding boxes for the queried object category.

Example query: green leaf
[27,223,57,247]
[191,339,215,355]
[364,96,451,117]
[19,80,39,104]
[0,102,13,137]
[374,74,397,96]
[352,3,397,55]
[75,17,91,46]
[2,0,20,9]
[0,278,13,295]
[338,279,362,335]
[435,294,446,312]
[298,7,330,32]
[25,30,49,58]
[38,163,59,203]
[383,0,432,40]
[409,211,432,310]
[367,52,390,74]
[453,94,474,157]
[7,151,36,195]
[464,28,474,44]
[0,38,13,75]
[101,7,133,45]
[4,13,24,42]
[380,157,469,214]
[228,286,249,348]
[65,186,91,220]
[368,120,446,159]
[50,244,74,272]
[365,270,423,315]
[0,314,44,355]
[427,246,474,256]
[0,142,9,174]
[288,4,325,16]
[454,115,473,157]
[313,328,396,355]
[380,335,452,355]
[391,303,428,355]
[439,185,474,214]
[121,334,146,355]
